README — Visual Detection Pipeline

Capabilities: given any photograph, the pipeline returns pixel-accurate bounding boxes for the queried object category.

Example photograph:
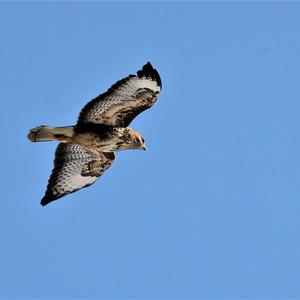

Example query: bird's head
[132,130,147,151]
[119,128,147,151]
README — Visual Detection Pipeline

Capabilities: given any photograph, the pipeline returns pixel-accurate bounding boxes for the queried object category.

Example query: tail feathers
[27,125,74,142]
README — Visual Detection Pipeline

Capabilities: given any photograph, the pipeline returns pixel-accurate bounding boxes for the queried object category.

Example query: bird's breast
[71,131,124,152]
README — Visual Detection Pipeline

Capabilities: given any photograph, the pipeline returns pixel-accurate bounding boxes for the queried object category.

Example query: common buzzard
[28,62,162,206]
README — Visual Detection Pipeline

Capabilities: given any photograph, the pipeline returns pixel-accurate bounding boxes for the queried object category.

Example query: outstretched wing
[41,143,115,206]
[77,62,162,127]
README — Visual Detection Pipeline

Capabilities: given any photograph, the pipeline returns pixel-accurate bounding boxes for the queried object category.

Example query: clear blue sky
[1,2,300,299]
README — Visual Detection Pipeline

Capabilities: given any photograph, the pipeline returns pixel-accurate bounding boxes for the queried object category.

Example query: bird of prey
[28,62,162,206]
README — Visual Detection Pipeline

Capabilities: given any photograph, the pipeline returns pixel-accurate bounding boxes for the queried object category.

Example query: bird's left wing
[41,143,115,206]
[77,62,162,127]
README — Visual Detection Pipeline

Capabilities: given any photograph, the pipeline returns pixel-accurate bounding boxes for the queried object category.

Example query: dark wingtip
[40,197,50,206]
[137,62,162,89]
[40,194,54,206]
[145,61,153,68]
[153,68,162,89]
[40,192,62,206]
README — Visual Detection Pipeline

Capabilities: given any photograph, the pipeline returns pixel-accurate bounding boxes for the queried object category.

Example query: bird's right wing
[41,143,115,206]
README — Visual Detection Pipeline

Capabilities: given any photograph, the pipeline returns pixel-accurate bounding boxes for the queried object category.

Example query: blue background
[1,2,300,298]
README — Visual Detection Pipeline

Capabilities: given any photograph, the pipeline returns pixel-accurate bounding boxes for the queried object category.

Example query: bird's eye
[141,137,145,143]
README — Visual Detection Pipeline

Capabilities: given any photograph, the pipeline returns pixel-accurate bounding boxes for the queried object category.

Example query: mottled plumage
[28,62,162,206]
[41,144,115,206]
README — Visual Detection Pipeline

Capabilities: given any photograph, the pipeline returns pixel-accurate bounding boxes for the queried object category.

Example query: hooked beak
[142,145,147,151]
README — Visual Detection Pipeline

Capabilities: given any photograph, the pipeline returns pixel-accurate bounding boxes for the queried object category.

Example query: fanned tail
[27,125,74,142]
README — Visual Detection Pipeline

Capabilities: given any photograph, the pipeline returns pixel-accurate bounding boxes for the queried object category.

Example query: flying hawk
[28,62,162,206]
